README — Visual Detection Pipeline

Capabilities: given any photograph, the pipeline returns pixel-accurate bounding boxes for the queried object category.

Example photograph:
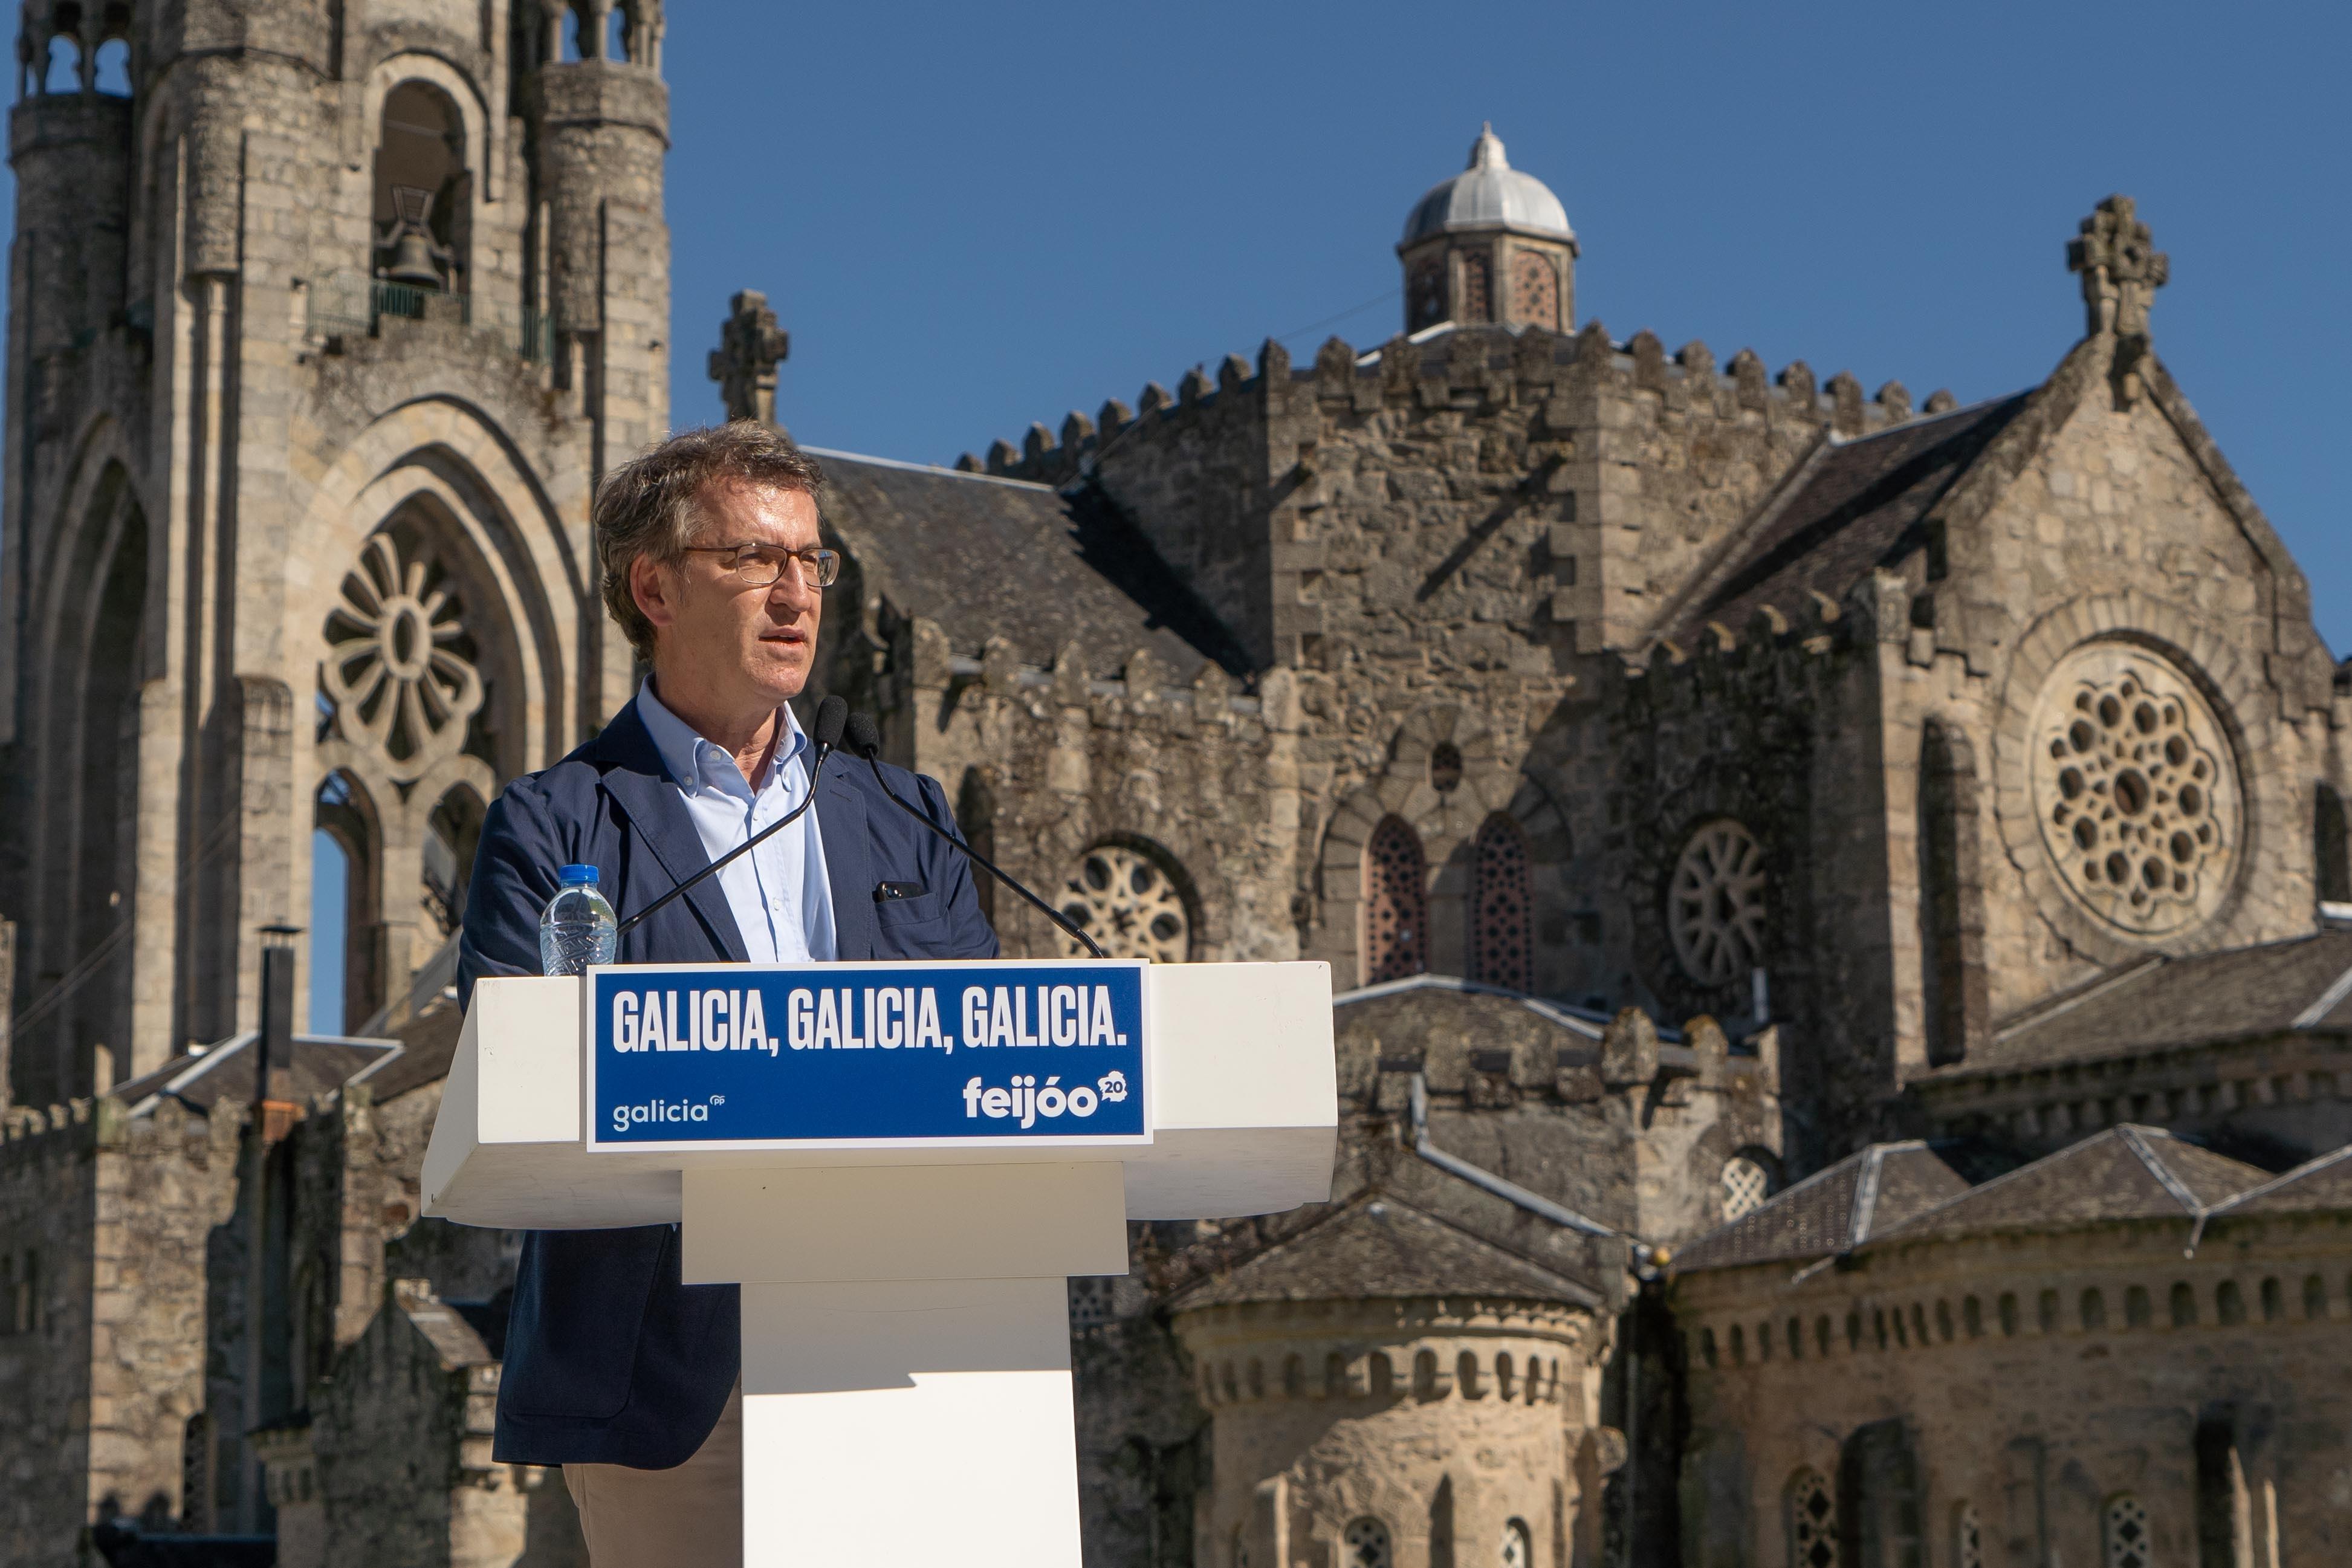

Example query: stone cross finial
[2067,195,2167,406]
[708,290,791,432]
[2067,195,2168,342]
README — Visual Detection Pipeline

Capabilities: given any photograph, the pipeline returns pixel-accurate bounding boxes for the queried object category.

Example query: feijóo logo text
[961,1072,1131,1130]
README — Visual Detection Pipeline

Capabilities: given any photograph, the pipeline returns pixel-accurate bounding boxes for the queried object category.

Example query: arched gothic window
[2103,1495,2150,1568]
[2317,782,2351,904]
[1499,1518,1531,1568]
[1363,815,1428,984]
[1841,1421,1924,1568]
[1787,1468,1837,1568]
[1470,814,1534,992]
[1918,720,1988,1064]
[1343,1518,1393,1568]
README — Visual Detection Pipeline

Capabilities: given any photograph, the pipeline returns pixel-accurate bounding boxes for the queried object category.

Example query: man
[456,421,997,1565]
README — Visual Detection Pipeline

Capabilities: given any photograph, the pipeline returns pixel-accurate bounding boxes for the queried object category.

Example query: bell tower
[0,0,672,1105]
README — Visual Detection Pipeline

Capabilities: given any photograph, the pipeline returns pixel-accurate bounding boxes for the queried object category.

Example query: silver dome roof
[1400,124,1573,247]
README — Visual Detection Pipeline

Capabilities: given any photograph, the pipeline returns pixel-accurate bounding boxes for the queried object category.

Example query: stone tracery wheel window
[1057,843,1190,962]
[1343,1518,1392,1568]
[1668,820,1766,986]
[320,527,484,785]
[1471,814,1534,993]
[1362,816,1429,985]
[1787,1469,1838,1568]
[2032,643,2240,937]
[2103,1495,2150,1568]
[1722,1155,1772,1222]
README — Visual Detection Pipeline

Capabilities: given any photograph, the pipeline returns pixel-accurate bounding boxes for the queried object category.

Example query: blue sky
[663,1,2347,650]
[5,2,2345,1026]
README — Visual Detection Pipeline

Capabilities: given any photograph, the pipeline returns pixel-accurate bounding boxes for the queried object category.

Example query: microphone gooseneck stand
[843,711,1109,959]
[615,695,849,938]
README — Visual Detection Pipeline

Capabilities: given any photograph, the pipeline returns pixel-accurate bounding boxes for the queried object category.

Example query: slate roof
[2209,1145,2352,1217]
[1876,1126,2267,1240]
[115,1031,401,1117]
[1171,1191,1601,1310]
[1670,1141,1998,1274]
[809,450,1251,680]
[1659,394,2030,649]
[358,998,465,1103]
[1952,931,2352,1077]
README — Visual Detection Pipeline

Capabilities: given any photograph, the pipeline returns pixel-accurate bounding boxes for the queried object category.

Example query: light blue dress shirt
[635,678,837,964]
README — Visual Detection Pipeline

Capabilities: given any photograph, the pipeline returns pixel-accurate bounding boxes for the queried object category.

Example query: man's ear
[630,554,680,635]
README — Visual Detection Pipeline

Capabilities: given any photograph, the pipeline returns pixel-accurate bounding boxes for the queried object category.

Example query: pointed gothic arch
[1917,718,1988,1066]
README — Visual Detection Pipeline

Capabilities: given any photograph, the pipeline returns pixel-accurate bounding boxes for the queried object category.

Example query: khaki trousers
[563,1382,743,1567]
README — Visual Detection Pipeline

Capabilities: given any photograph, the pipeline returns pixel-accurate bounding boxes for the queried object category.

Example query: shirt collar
[636,676,809,795]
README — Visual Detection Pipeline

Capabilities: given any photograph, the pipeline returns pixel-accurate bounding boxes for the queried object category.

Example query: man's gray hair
[596,420,826,663]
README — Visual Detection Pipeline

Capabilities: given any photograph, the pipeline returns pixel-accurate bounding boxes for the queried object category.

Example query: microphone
[844,711,1109,959]
[616,695,847,937]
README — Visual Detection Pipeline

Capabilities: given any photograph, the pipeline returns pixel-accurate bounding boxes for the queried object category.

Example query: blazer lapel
[817,762,878,961]
[592,707,750,964]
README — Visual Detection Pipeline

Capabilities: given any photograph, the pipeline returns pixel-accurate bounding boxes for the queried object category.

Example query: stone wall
[0,1107,97,1567]
[1917,1030,2352,1169]
[0,1095,242,1568]
[1673,1213,2352,1567]
[1176,1296,1590,1568]
[303,1278,585,1568]
[896,629,1305,966]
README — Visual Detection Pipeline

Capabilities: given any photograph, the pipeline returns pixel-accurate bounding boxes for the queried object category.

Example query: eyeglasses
[679,541,841,589]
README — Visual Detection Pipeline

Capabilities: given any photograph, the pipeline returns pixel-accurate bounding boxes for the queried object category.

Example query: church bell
[383,225,445,290]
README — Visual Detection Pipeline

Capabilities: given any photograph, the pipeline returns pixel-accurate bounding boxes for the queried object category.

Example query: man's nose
[766,566,817,614]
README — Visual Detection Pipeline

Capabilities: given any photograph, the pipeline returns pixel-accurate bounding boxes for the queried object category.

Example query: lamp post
[238,922,302,1532]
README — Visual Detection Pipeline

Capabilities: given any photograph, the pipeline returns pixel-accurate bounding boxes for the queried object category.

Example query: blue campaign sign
[582,959,1150,1150]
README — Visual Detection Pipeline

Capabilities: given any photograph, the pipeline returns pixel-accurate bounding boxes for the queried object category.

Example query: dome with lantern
[1401,123,1573,247]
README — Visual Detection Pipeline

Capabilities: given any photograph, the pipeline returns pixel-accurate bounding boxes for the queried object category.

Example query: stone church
[3,3,2350,1566]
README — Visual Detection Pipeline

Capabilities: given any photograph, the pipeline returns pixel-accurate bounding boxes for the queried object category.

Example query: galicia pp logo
[612,1094,725,1136]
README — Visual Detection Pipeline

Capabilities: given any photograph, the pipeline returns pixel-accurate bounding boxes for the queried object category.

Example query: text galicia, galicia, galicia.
[607,983,1132,1057]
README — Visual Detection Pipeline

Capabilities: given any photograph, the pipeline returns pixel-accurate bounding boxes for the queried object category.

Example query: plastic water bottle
[540,864,618,976]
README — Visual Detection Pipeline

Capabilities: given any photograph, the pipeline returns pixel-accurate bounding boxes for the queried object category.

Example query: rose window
[320,530,484,785]
[1668,820,1766,986]
[1058,844,1190,962]
[2032,644,2239,936]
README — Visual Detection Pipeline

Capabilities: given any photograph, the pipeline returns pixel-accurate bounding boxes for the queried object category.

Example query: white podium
[421,960,1335,1564]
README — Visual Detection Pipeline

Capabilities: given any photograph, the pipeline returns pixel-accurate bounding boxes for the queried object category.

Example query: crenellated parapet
[961,321,1951,678]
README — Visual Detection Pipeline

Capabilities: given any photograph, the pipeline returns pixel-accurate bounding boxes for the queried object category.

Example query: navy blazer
[456,699,997,1468]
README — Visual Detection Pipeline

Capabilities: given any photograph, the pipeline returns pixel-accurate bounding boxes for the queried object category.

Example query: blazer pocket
[874,892,942,925]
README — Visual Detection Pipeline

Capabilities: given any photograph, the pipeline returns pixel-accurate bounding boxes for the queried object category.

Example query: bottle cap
[558,864,600,887]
